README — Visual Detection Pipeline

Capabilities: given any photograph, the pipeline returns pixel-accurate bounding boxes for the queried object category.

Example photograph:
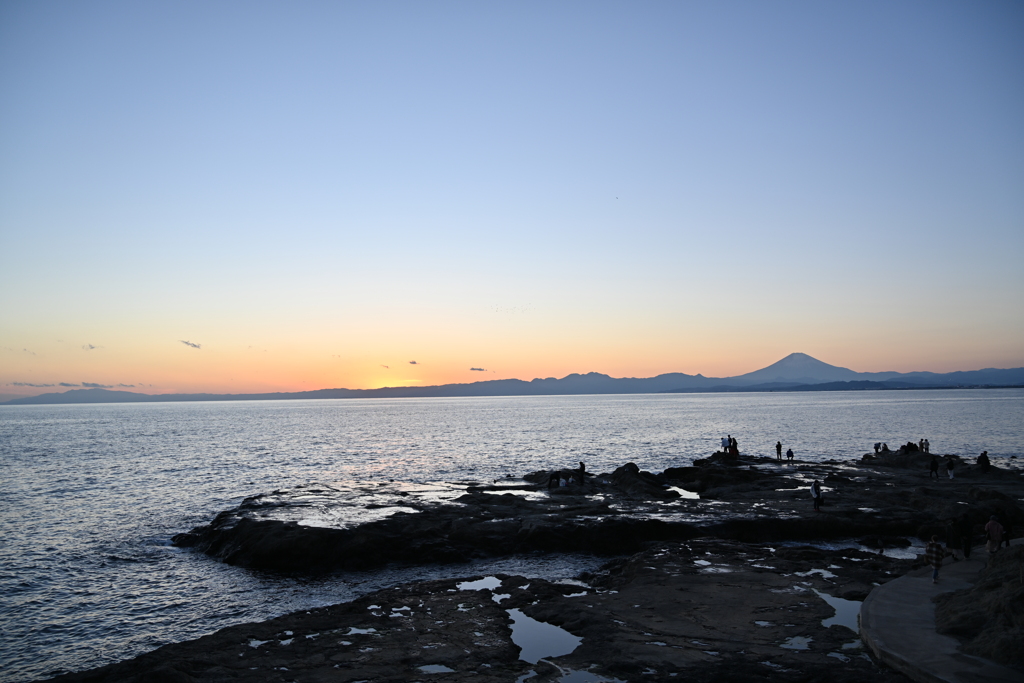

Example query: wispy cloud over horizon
[179,340,202,349]
[82,344,98,351]
[470,367,486,372]
[10,381,130,389]
[409,360,419,365]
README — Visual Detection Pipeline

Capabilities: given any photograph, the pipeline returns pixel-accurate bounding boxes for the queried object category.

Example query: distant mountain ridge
[5,352,1024,405]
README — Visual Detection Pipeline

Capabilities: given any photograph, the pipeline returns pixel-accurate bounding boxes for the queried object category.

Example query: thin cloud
[470,367,487,372]
[81,382,112,388]
[409,360,418,365]
[381,365,390,369]
[82,344,98,351]
[117,383,136,388]
[179,340,202,349]
[11,382,55,387]
[59,382,79,387]
[23,348,36,355]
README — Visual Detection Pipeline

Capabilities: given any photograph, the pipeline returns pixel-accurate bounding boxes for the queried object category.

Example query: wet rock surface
[44,539,917,683]
[172,455,1024,573]
[49,456,1023,682]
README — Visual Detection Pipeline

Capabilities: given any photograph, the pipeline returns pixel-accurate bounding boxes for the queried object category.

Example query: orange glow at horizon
[3,311,1024,399]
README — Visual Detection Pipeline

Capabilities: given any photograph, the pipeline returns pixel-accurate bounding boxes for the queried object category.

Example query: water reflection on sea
[0,389,1021,682]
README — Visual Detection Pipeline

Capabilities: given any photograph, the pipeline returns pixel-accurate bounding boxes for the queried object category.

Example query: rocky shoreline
[46,452,1024,682]
[171,452,1023,573]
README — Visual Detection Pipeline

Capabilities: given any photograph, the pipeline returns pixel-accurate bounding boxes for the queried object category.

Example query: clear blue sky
[1,1,1022,397]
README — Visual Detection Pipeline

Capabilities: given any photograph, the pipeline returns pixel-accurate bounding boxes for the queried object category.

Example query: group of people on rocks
[926,513,1013,583]
[774,441,794,462]
[547,462,587,488]
[720,435,740,457]
[874,439,932,455]
[928,455,957,480]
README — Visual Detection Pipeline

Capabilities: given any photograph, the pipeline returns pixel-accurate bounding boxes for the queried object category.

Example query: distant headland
[5,353,1024,405]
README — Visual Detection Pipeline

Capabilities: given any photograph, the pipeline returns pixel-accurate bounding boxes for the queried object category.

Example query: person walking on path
[946,457,955,479]
[776,441,782,461]
[984,516,1004,556]
[929,456,940,479]
[926,535,945,584]
[810,480,822,512]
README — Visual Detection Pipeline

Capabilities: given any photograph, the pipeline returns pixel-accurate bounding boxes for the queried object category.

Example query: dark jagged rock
[608,462,679,499]
[172,491,701,572]
[934,544,1024,670]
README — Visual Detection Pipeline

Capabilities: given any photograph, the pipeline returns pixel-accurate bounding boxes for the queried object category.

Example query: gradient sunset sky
[2,1,1022,399]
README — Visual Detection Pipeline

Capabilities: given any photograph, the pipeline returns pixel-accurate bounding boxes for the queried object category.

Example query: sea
[1,389,1022,682]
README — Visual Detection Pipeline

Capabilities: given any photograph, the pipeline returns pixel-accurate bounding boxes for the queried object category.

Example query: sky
[1,0,1022,399]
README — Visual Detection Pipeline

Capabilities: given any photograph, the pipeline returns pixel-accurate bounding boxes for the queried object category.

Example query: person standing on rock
[929,456,940,479]
[926,535,945,584]
[874,442,881,454]
[984,516,1004,556]
[977,451,990,472]
[776,441,782,461]
[958,514,974,559]
[810,480,822,512]
[721,436,729,453]
[945,518,963,561]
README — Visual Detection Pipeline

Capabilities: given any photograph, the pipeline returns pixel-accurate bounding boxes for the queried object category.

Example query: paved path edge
[859,541,1023,683]
[860,576,949,683]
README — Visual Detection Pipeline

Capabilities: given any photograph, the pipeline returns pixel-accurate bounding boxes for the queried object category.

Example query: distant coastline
[5,352,1024,405]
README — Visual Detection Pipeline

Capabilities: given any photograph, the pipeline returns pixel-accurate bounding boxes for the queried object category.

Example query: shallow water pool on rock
[507,608,582,663]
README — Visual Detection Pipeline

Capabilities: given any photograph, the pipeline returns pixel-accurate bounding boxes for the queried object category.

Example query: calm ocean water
[1,389,1022,682]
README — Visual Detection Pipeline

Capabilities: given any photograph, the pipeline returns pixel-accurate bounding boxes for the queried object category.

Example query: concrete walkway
[860,540,1023,683]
